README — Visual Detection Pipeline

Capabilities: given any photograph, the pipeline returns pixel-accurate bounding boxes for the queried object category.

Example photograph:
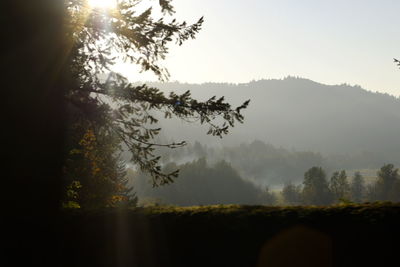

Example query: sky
[113,0,400,96]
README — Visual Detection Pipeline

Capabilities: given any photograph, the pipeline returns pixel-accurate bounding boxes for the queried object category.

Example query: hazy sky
[114,0,400,96]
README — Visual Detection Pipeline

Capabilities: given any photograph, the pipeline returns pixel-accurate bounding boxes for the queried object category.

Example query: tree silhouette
[131,158,266,205]
[302,167,332,205]
[65,0,249,188]
[282,182,302,205]
[375,164,399,201]
[350,171,365,203]
[330,170,350,203]
[63,126,137,208]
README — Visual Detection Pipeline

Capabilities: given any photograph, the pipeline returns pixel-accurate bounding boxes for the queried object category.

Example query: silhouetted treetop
[65,0,249,186]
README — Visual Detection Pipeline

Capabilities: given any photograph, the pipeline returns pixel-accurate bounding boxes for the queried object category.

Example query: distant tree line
[153,140,393,187]
[130,160,400,206]
[281,164,400,205]
[130,158,276,206]
[154,140,326,185]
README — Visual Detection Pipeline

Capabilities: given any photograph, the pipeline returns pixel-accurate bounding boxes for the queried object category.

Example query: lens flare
[88,0,117,9]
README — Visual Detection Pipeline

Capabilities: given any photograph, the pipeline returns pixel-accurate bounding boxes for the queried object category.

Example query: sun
[88,0,117,9]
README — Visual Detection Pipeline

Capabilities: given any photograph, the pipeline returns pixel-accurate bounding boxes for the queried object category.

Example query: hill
[147,77,400,164]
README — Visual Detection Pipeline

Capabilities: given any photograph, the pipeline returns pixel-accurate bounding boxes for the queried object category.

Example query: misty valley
[6,1,400,266]
[125,78,400,207]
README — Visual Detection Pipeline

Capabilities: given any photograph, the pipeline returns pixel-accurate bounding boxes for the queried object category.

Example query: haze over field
[103,0,400,206]
[127,78,400,205]
[7,2,400,266]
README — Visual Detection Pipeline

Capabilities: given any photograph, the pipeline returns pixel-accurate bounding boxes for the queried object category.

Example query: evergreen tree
[112,157,139,207]
[63,124,137,209]
[302,167,333,205]
[282,182,302,205]
[61,0,249,206]
[350,171,365,203]
[330,170,350,203]
[374,164,400,201]
[365,183,379,202]
[64,0,249,189]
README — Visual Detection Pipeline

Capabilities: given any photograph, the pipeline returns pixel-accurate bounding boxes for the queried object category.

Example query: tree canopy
[62,0,249,207]
[302,167,332,205]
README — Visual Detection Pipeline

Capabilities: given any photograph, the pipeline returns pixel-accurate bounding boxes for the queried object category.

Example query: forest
[131,151,400,206]
[4,0,400,266]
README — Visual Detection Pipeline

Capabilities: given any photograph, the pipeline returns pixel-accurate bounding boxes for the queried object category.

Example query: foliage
[330,170,350,203]
[59,0,250,208]
[64,0,249,188]
[113,159,139,207]
[131,158,270,205]
[63,125,137,208]
[350,171,365,203]
[302,167,333,205]
[157,140,327,185]
[368,164,400,202]
[282,182,302,205]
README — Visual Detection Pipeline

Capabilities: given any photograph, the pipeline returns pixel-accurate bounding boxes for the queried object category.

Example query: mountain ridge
[133,77,400,163]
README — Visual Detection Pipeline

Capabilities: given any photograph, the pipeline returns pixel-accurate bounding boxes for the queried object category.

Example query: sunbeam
[88,0,117,9]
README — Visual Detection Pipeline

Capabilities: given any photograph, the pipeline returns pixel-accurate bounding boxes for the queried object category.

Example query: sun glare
[88,0,117,9]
